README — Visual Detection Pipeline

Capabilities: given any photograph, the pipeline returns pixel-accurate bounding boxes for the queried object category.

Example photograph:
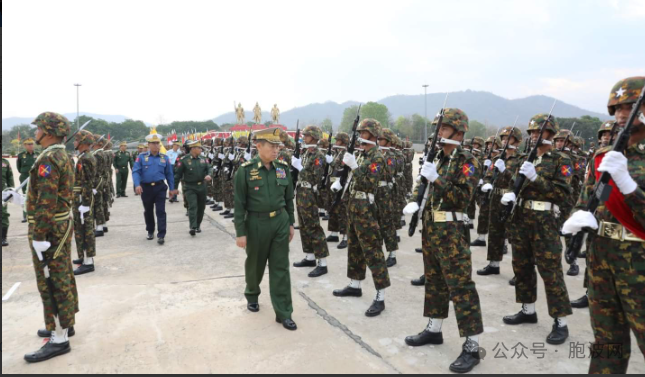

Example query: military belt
[28,211,71,224]
[142,181,165,187]
[352,191,375,202]
[330,177,339,183]
[248,208,284,219]
[520,200,559,212]
[378,181,389,187]
[298,182,313,189]
[597,221,644,243]
[427,211,465,223]
[73,187,82,192]
[493,188,511,196]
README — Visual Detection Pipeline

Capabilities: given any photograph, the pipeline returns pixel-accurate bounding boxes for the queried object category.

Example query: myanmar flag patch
[561,165,573,177]
[462,163,475,177]
[39,164,51,178]
[370,163,381,174]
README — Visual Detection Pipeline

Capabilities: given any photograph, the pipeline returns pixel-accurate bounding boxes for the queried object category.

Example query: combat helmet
[527,114,559,135]
[32,112,71,138]
[335,132,350,146]
[500,126,523,144]
[607,76,645,116]
[302,125,323,141]
[433,108,469,133]
[357,119,382,139]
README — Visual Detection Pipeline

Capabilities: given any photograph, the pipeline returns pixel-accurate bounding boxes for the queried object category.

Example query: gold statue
[253,102,262,124]
[235,103,245,124]
[271,104,280,124]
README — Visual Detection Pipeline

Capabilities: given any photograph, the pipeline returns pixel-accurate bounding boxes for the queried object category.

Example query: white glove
[92,189,98,195]
[342,153,359,171]
[244,152,252,161]
[479,179,484,186]
[2,189,23,205]
[213,166,219,172]
[78,205,91,214]
[501,192,516,205]
[520,161,538,182]
[597,151,638,195]
[228,153,235,160]
[32,241,51,260]
[331,180,343,193]
[403,202,420,215]
[562,210,599,235]
[208,153,214,159]
[218,153,226,160]
[481,183,493,193]
[484,159,492,169]
[291,157,304,172]
[494,159,506,173]
[325,155,333,164]
[420,161,439,183]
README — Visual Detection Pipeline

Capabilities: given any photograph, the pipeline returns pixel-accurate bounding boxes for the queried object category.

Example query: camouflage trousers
[405,165,413,195]
[346,198,390,290]
[422,215,484,338]
[74,198,96,259]
[487,194,508,262]
[395,178,406,230]
[296,188,329,259]
[29,220,79,331]
[587,236,645,374]
[377,187,398,252]
[222,177,234,210]
[467,197,477,220]
[317,186,331,213]
[328,186,348,234]
[93,186,105,226]
[477,194,491,235]
[102,183,111,223]
[212,172,223,203]
[508,207,572,318]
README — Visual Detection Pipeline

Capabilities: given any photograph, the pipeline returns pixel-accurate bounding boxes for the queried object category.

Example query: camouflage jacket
[483,152,523,190]
[349,146,385,196]
[26,145,74,243]
[278,149,293,166]
[2,158,15,190]
[92,150,108,189]
[299,147,325,187]
[74,151,98,207]
[576,142,645,229]
[514,149,573,207]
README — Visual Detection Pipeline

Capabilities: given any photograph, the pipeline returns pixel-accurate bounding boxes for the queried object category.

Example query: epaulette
[276,159,289,166]
[241,160,253,168]
[594,145,613,158]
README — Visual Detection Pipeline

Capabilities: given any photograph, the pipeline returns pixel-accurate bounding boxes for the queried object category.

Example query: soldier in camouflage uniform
[2,156,15,246]
[332,119,390,318]
[478,127,523,276]
[17,138,39,223]
[501,114,573,346]
[563,76,645,374]
[326,132,349,248]
[402,108,484,374]
[210,138,225,212]
[71,131,98,276]
[91,138,107,237]
[393,138,407,233]
[404,140,415,198]
[23,112,79,363]
[466,137,484,228]
[292,125,330,278]
[377,128,400,267]
[318,137,332,220]
[471,136,502,247]
[219,136,237,218]
[102,141,114,230]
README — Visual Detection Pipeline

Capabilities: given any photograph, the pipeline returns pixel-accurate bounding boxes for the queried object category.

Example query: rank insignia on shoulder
[277,159,288,165]
[241,161,252,167]
[462,163,475,177]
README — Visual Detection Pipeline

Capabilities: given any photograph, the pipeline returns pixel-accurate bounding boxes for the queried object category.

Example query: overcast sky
[3,0,644,124]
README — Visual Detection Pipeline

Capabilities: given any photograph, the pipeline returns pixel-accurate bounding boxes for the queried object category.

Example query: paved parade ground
[2,158,644,374]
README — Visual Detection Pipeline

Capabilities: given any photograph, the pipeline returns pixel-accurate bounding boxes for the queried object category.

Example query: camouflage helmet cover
[572,136,584,149]
[302,125,323,141]
[335,132,350,146]
[554,129,573,140]
[357,118,382,139]
[607,76,645,116]
[527,114,559,135]
[32,112,71,138]
[379,128,397,143]
[500,126,523,143]
[318,138,330,149]
[485,136,502,149]
[433,108,469,133]
[237,136,249,148]
[75,130,94,146]
[471,136,485,147]
[597,120,617,139]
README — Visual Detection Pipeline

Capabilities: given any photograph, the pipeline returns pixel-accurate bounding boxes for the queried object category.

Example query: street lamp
[422,84,429,142]
[74,83,82,129]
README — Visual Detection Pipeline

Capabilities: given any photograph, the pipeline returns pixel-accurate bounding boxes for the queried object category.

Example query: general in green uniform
[114,141,133,198]
[234,128,297,331]
[174,141,211,234]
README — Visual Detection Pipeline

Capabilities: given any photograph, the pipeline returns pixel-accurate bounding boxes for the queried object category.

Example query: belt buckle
[356,192,367,200]
[151,182,156,186]
[433,211,447,223]
[601,222,622,240]
[197,182,202,185]
[533,201,546,211]
[270,211,277,218]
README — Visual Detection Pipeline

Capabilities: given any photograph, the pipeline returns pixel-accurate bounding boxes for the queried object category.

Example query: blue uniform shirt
[166,149,180,165]
[132,152,175,190]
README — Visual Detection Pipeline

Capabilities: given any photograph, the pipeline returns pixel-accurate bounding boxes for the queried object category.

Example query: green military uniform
[113,144,133,197]
[92,145,107,230]
[234,128,295,322]
[2,157,15,245]
[326,134,348,240]
[377,129,399,257]
[174,143,210,232]
[17,143,38,193]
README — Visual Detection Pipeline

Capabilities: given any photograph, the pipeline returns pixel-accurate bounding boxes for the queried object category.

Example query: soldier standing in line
[219,136,236,219]
[402,109,484,373]
[471,136,501,247]
[71,131,98,276]
[2,155,15,246]
[210,138,224,211]
[393,138,407,236]
[404,140,415,198]
[326,132,349,249]
[23,112,79,363]
[91,138,107,237]
[291,126,330,278]
[113,141,133,198]
[17,138,39,223]
[318,137,332,221]
[102,141,114,233]
[466,137,484,229]
[332,119,391,318]
[174,140,212,235]
[377,128,399,267]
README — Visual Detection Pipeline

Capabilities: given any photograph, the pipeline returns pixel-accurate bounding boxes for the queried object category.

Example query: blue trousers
[141,182,168,238]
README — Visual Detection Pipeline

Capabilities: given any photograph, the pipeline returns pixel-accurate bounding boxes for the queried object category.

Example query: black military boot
[2,227,8,247]
[400,219,406,227]
[220,209,231,216]
[503,244,509,255]
[73,264,95,276]
[477,265,500,276]
[571,294,589,309]
[212,205,223,212]
[224,213,234,219]
[405,330,444,347]
[38,327,75,338]
[579,251,586,259]
[449,339,481,373]
[470,237,486,247]
[24,340,71,363]
[503,306,538,325]
[293,258,316,268]
[386,256,397,268]
[411,275,426,286]
[326,235,340,243]
[247,303,260,313]
[415,248,423,253]
[205,199,215,206]
[509,276,516,286]
[365,300,385,317]
[337,240,348,249]
[276,318,298,331]
[72,258,84,265]
[567,264,579,276]
[103,227,108,233]
[546,318,569,345]
[190,229,196,236]
[94,229,104,237]
[308,265,328,278]
[333,286,362,298]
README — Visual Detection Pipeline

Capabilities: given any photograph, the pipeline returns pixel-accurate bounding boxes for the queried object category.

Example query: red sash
[595,152,645,240]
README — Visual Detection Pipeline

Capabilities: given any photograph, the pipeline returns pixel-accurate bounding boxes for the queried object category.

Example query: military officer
[17,138,38,223]
[23,112,79,363]
[234,128,297,331]
[174,140,212,235]
[71,130,98,275]
[326,132,350,249]
[132,144,145,195]
[114,141,133,198]
[2,156,15,246]
[563,77,645,374]
[132,132,177,245]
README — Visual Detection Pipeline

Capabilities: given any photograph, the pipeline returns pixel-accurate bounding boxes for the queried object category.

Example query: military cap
[254,127,283,144]
[138,144,146,149]
[527,114,559,135]
[302,125,323,141]
[188,140,203,149]
[145,133,163,143]
[357,119,382,139]
[32,112,71,138]
[607,76,645,116]
[173,141,183,146]
[119,141,128,147]
[23,138,35,145]
[75,130,95,146]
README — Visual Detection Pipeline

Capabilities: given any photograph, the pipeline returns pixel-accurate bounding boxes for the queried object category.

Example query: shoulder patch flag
[462,163,475,177]
[39,164,51,178]
[561,165,573,177]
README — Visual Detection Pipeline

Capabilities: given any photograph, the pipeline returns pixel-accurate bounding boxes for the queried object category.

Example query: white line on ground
[2,282,22,301]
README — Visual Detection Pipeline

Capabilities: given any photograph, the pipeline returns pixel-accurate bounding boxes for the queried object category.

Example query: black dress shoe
[319,212,326,218]
[322,215,330,221]
[247,303,260,313]
[73,264,95,276]
[333,286,362,297]
[94,230,104,237]
[567,264,580,276]
[308,266,328,278]
[22,219,28,223]
[206,200,215,205]
[196,228,202,233]
[415,248,423,253]
[276,318,298,331]
[579,251,586,259]
[157,238,165,245]
[337,240,348,249]
[571,294,589,309]
[24,341,71,363]
[293,259,316,268]
[405,330,444,346]
[326,235,340,243]
[365,300,385,317]
[212,206,223,212]
[147,233,154,240]
[470,239,486,247]
[546,320,569,345]
[294,225,300,230]
[411,275,426,286]
[503,244,509,255]
[220,210,231,216]
[189,229,196,236]
[2,238,8,247]
[477,265,500,276]
[503,310,538,325]
[509,276,516,286]
[224,214,234,219]
[386,257,397,268]
[37,327,75,338]
[72,258,84,265]
[122,194,128,198]
[103,227,108,233]
[449,349,480,374]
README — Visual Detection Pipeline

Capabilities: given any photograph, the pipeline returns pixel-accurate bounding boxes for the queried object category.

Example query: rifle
[480,128,501,185]
[214,141,225,178]
[408,94,448,237]
[559,122,576,152]
[320,131,334,188]
[484,119,519,206]
[291,121,301,192]
[565,86,645,264]
[331,105,361,208]
[500,101,557,223]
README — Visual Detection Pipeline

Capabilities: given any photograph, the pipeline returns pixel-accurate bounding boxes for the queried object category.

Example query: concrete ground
[2,157,644,374]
